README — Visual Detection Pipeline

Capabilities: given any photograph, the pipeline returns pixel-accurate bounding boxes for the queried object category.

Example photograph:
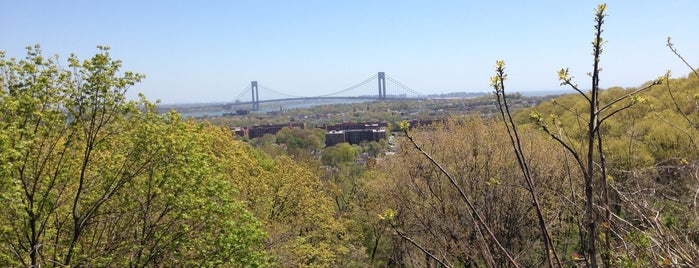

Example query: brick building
[245,123,306,139]
[318,122,387,131]
[326,129,386,147]
[325,130,346,147]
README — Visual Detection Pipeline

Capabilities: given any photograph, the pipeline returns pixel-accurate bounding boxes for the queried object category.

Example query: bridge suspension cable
[258,84,308,99]
[231,84,252,102]
[386,75,426,97]
[230,73,427,103]
[315,73,379,97]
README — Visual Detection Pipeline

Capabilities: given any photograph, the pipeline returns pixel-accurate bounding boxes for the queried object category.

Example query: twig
[404,130,520,267]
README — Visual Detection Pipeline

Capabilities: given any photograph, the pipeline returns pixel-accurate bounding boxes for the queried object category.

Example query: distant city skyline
[2,1,698,104]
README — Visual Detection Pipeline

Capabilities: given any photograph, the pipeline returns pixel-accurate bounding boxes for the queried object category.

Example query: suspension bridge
[229,72,427,111]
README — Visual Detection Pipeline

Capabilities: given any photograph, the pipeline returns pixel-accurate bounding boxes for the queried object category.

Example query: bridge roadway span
[232,96,425,105]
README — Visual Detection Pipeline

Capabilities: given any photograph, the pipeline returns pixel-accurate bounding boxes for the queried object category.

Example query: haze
[2,0,697,103]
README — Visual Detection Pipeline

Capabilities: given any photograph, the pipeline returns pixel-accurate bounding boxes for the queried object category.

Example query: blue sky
[2,1,698,103]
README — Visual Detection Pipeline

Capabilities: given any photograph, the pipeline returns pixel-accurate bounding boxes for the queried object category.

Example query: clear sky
[2,1,698,103]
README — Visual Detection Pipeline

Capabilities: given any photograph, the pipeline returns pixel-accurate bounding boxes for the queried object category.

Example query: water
[178,98,372,118]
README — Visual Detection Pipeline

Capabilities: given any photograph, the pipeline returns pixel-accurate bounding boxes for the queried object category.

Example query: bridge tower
[377,72,386,99]
[251,81,260,111]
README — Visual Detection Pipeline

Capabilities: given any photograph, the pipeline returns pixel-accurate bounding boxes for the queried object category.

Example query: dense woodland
[2,4,699,267]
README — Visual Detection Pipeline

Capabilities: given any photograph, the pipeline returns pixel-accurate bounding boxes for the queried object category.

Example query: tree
[530,5,663,266]
[384,4,699,267]
[0,45,268,267]
[321,143,357,167]
[202,125,366,266]
[491,60,562,267]
[0,45,75,267]
[378,118,568,266]
[319,142,365,215]
[0,45,147,266]
[275,127,325,158]
[500,4,699,267]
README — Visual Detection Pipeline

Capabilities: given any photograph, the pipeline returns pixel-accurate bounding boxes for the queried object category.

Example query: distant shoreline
[157,90,570,107]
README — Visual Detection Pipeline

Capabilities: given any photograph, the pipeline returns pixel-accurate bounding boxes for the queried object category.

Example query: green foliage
[0,45,268,267]
[523,72,699,167]
[513,37,699,268]
[371,117,572,266]
[362,140,388,158]
[259,157,363,266]
[6,4,698,267]
[275,127,326,158]
[321,143,357,167]
[204,127,367,266]
[380,4,699,266]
